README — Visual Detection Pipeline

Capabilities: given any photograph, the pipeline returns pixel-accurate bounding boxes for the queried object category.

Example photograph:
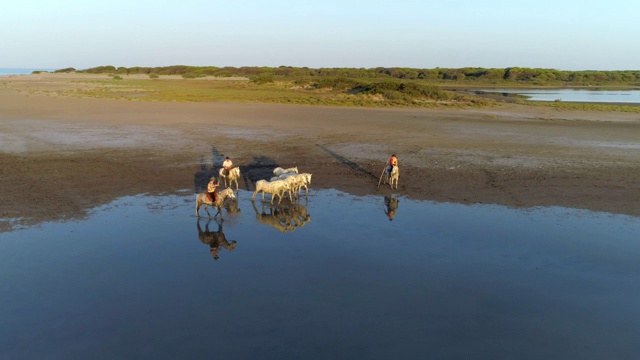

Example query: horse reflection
[224,197,241,214]
[384,195,399,221]
[197,219,237,260]
[252,201,311,233]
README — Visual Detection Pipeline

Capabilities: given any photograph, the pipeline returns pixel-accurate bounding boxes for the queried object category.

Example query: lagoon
[1,190,639,359]
[478,88,640,104]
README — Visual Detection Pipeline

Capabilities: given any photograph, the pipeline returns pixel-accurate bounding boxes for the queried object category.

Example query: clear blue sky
[2,0,638,71]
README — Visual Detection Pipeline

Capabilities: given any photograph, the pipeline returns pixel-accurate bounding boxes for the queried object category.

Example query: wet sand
[1,74,639,231]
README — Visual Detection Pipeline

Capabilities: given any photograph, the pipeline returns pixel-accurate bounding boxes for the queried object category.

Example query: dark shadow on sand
[315,144,377,179]
[194,145,234,193]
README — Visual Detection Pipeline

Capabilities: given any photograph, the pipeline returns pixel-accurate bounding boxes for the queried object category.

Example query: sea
[0,68,55,76]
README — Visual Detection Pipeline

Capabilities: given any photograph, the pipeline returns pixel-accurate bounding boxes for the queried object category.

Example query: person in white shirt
[222,156,233,176]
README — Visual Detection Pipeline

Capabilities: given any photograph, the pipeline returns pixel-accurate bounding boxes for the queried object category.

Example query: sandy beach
[1,74,639,231]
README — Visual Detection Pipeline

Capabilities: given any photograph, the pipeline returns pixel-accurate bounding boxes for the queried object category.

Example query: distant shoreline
[0,68,55,76]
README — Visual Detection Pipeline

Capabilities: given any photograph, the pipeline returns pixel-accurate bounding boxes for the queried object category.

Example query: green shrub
[54,67,76,73]
[359,81,452,101]
[182,73,205,79]
[315,77,359,90]
[250,74,274,84]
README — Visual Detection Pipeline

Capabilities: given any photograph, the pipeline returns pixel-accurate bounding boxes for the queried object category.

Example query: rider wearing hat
[207,176,218,202]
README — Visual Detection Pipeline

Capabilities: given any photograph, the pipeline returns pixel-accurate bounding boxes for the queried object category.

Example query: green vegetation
[54,67,76,73]
[47,65,640,111]
[75,65,640,87]
[60,77,493,108]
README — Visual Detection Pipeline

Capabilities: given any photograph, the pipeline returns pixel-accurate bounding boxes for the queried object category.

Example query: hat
[210,176,216,181]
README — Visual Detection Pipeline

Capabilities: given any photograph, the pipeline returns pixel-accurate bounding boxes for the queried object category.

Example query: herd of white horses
[197,162,399,219]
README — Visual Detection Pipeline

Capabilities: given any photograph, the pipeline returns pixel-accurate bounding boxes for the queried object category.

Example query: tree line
[54,65,640,87]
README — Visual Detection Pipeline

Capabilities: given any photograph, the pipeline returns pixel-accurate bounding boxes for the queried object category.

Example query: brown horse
[196,188,236,218]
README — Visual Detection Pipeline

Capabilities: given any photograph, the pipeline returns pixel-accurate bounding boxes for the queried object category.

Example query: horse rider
[384,195,398,221]
[387,154,398,175]
[207,176,219,202]
[222,156,233,177]
[385,207,396,221]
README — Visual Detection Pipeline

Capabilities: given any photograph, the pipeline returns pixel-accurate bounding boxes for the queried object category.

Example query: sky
[1,0,639,71]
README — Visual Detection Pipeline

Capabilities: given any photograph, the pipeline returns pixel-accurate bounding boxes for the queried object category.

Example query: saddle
[207,193,216,202]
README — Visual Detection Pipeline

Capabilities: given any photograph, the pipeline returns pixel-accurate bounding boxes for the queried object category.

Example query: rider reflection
[197,219,237,260]
[384,195,399,221]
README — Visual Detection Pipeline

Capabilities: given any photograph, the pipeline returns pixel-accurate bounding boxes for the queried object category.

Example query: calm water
[0,68,54,76]
[1,189,639,359]
[479,88,640,104]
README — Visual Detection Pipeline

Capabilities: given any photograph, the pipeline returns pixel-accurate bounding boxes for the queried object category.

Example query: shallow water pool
[1,189,639,359]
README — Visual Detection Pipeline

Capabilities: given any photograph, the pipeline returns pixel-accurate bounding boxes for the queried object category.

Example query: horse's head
[227,190,236,200]
[227,240,237,251]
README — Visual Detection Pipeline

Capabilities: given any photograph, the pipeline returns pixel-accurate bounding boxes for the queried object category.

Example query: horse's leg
[204,204,212,218]
[196,201,201,217]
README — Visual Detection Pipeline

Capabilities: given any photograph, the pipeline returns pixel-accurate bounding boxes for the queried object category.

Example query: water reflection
[384,195,399,221]
[197,218,237,260]
[1,191,639,359]
[477,88,640,103]
[224,197,242,214]
[251,200,311,233]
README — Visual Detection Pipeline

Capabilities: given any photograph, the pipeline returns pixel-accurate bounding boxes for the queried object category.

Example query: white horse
[389,165,399,189]
[219,167,241,190]
[196,188,236,218]
[382,165,399,189]
[252,179,291,205]
[273,166,298,176]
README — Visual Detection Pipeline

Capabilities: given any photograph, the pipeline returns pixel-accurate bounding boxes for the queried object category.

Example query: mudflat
[1,74,639,231]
